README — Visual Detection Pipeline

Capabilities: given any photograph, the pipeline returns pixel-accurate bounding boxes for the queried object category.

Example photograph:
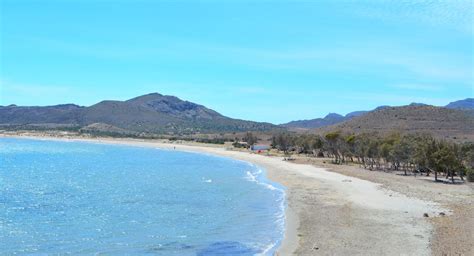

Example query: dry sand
[3,134,471,255]
[293,157,474,256]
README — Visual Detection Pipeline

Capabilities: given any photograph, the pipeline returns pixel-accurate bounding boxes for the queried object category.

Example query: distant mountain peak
[126,93,222,120]
[281,100,470,130]
[345,111,367,118]
[320,104,474,141]
[409,102,428,107]
[374,105,390,111]
[445,98,474,110]
[146,92,163,96]
[282,112,347,129]
[325,113,344,119]
[0,92,278,134]
[126,92,166,102]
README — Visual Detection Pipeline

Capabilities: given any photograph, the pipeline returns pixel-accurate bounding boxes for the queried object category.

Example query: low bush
[466,168,474,182]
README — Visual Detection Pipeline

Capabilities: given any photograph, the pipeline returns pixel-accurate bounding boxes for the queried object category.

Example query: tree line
[269,131,474,182]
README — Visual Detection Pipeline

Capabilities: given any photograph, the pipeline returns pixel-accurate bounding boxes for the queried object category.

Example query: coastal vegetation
[270,131,474,183]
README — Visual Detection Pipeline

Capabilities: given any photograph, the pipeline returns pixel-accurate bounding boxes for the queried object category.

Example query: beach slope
[2,135,448,255]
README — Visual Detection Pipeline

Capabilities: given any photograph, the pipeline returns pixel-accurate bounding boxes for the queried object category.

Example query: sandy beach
[2,134,472,255]
[3,1,472,254]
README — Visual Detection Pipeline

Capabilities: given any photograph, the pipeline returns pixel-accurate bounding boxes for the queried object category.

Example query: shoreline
[1,134,451,255]
[1,134,300,254]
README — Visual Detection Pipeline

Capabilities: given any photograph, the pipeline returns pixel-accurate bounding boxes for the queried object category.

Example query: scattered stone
[439,212,446,216]
[312,246,319,250]
[423,213,429,218]
[342,179,352,182]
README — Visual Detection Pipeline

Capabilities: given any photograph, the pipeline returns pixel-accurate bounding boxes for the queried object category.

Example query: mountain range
[281,98,473,129]
[319,104,474,141]
[1,95,473,140]
[0,93,278,135]
[281,106,390,130]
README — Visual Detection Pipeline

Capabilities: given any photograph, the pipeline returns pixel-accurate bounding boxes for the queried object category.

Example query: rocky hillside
[282,99,472,130]
[281,106,388,129]
[0,93,278,134]
[445,98,474,110]
[319,105,474,141]
[281,113,347,129]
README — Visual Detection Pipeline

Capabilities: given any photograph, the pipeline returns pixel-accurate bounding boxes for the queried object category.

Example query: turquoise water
[0,138,285,255]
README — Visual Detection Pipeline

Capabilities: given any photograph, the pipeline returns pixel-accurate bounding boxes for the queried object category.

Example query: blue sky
[0,0,472,124]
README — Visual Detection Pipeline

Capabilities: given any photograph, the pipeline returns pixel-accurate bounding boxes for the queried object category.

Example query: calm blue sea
[0,138,285,255]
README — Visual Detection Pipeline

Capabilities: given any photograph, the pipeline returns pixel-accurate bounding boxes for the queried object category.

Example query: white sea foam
[259,241,278,256]
[201,177,213,183]
[245,171,257,182]
[244,165,286,255]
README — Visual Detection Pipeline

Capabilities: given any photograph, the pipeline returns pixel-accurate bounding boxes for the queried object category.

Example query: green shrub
[466,168,474,182]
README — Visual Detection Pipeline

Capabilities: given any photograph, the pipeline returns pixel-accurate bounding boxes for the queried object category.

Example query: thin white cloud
[391,83,442,91]
[3,83,72,95]
[339,91,456,107]
[20,30,472,83]
[352,0,473,34]
[204,43,472,82]
[143,81,271,98]
[0,79,85,105]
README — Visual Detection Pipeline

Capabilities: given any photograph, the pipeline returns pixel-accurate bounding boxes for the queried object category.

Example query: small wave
[202,177,213,183]
[245,171,257,182]
[259,241,278,256]
[243,165,287,255]
[245,169,281,192]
